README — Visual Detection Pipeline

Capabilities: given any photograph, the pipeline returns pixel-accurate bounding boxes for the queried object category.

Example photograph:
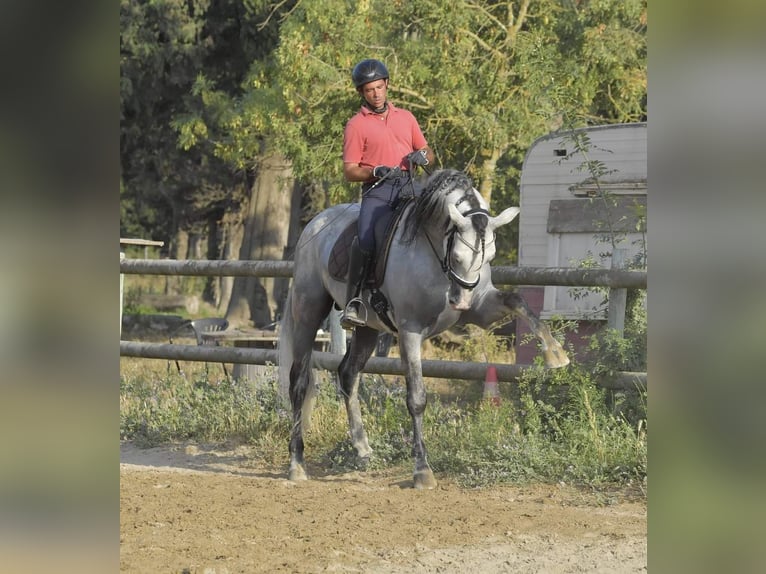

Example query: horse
[278,169,569,489]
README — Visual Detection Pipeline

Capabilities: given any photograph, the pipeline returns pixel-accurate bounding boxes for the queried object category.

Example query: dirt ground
[120,441,646,573]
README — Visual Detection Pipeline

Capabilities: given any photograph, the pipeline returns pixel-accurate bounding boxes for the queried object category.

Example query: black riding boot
[340,246,373,329]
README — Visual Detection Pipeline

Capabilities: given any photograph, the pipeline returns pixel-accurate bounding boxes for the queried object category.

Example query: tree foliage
[120,0,281,246]
[123,0,646,263]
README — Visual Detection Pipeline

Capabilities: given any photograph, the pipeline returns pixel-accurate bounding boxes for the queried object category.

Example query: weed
[121,131,648,496]
[120,355,646,493]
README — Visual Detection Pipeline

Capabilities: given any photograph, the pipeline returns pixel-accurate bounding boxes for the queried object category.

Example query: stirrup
[340,297,367,328]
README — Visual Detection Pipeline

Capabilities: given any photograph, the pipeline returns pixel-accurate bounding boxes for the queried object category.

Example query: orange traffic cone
[483,365,501,405]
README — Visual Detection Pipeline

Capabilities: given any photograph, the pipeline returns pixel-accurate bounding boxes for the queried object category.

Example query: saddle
[328,196,416,287]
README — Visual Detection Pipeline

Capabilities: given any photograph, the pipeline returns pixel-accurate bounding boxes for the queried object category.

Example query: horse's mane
[401,169,482,244]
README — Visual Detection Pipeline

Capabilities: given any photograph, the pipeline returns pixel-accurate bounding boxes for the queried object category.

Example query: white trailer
[518,122,647,322]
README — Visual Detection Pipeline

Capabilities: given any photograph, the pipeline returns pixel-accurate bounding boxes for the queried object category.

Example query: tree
[197,0,646,263]
[120,0,283,253]
[121,0,294,322]
[121,0,222,253]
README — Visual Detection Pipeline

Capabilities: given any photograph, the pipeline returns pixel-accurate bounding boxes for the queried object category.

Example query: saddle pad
[327,222,357,282]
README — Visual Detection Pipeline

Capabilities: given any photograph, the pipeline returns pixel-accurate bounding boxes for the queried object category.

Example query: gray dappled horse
[278,169,569,489]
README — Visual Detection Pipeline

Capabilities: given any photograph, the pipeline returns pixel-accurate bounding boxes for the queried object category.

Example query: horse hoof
[413,469,437,490]
[544,348,570,369]
[288,466,308,482]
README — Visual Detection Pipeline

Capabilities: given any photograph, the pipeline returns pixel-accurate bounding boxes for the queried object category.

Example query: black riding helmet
[352,59,389,88]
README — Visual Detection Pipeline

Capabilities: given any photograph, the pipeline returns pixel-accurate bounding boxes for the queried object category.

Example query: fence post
[328,308,346,355]
[119,239,164,337]
[608,248,627,335]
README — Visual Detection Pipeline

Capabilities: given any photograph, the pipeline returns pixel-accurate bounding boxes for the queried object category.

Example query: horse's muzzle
[448,283,474,310]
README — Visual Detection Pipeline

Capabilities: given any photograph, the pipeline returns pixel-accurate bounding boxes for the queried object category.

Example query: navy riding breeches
[358,173,412,253]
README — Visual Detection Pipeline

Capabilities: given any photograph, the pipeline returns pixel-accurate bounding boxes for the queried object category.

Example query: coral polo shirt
[343,102,428,173]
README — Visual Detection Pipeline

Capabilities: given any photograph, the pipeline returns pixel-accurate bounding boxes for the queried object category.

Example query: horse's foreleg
[338,327,378,464]
[501,291,570,368]
[464,287,570,368]
[288,355,312,481]
[398,331,437,490]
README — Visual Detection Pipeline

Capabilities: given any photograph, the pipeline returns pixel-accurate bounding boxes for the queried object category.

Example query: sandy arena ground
[120,441,646,573]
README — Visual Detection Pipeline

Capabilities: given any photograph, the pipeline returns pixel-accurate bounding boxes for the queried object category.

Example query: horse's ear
[489,207,520,230]
[448,204,471,231]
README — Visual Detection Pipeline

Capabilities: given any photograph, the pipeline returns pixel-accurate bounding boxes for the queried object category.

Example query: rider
[341,58,434,328]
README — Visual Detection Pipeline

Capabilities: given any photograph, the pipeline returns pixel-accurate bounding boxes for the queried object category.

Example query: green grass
[120,357,646,493]
[120,361,290,464]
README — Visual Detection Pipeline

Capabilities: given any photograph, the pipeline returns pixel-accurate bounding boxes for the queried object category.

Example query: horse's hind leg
[337,326,379,465]
[288,353,313,481]
[287,290,333,482]
[503,291,570,368]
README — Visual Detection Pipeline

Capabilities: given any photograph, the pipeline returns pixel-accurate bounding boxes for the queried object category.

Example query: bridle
[426,206,492,290]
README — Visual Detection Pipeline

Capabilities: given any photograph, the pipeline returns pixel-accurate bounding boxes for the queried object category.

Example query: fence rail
[119,258,647,288]
[120,341,646,391]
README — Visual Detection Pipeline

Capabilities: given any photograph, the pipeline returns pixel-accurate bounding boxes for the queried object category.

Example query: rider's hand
[373,165,401,179]
[405,149,429,166]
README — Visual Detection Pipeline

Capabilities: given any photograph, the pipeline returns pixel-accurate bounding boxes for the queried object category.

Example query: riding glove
[405,149,429,166]
[373,165,402,179]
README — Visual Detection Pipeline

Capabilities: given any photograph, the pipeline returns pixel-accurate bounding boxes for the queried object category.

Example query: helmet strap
[362,100,388,114]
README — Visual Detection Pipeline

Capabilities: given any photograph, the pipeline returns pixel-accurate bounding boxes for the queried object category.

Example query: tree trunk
[165,227,189,295]
[216,218,238,312]
[203,213,221,305]
[478,147,503,207]
[172,227,189,259]
[226,151,296,327]
[188,234,203,259]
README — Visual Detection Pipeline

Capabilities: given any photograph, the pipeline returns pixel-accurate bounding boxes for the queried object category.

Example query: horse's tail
[277,289,317,431]
[277,289,294,403]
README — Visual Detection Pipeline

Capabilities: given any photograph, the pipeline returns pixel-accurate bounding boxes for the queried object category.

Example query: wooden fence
[119,258,647,391]
[120,258,647,288]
